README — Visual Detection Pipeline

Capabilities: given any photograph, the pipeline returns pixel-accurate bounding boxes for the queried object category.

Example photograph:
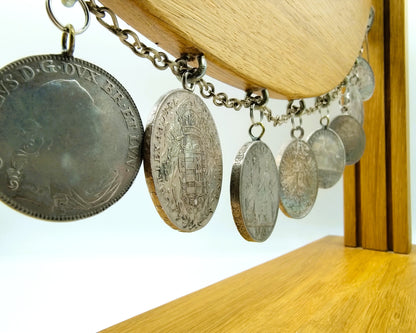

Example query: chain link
[86,0,346,126]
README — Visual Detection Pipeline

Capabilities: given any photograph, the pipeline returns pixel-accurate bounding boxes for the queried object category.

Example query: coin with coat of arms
[143,89,222,232]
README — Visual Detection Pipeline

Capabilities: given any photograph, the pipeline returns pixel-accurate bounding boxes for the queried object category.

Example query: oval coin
[144,89,222,232]
[0,54,143,221]
[355,56,375,101]
[307,127,346,189]
[276,139,318,219]
[329,115,366,165]
[230,140,279,242]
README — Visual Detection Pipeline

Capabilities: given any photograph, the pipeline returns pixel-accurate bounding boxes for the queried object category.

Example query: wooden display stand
[97,0,412,331]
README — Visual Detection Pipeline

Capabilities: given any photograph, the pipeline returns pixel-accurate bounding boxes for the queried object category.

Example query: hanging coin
[355,56,375,101]
[144,89,222,232]
[307,123,346,189]
[346,85,365,125]
[230,139,279,242]
[276,125,318,219]
[329,115,366,165]
[0,54,143,221]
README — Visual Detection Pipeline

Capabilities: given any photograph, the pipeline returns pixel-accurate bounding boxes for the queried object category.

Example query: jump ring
[249,122,265,141]
[250,104,264,124]
[46,0,90,35]
[290,126,304,140]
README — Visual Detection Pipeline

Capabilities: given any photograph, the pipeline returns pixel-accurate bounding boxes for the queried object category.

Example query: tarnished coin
[230,140,279,242]
[144,89,222,232]
[346,85,365,125]
[276,139,318,219]
[355,56,375,101]
[307,127,345,189]
[329,115,366,165]
[0,54,143,221]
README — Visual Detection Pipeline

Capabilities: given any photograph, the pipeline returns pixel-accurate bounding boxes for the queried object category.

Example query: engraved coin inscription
[144,89,222,232]
[307,127,346,189]
[276,139,318,219]
[355,56,375,101]
[329,115,366,165]
[230,140,279,242]
[0,54,143,221]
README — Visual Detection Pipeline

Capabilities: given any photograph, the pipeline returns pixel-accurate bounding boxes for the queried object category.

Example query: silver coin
[144,89,222,232]
[230,140,279,242]
[276,139,318,219]
[307,127,345,189]
[0,54,143,221]
[355,56,375,101]
[329,115,366,165]
[346,85,364,125]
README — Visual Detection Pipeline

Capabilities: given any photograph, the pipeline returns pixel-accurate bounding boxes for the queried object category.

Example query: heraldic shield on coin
[0,54,143,221]
[230,140,279,242]
[144,89,223,232]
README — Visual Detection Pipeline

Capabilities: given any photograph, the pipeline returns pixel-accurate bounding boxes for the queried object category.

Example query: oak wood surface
[359,0,388,251]
[343,165,358,247]
[101,236,416,332]
[99,0,371,99]
[387,0,411,253]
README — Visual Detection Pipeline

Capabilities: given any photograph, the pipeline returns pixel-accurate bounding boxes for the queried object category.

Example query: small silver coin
[307,127,346,189]
[0,54,143,221]
[144,89,222,232]
[276,139,318,219]
[355,56,375,101]
[329,115,366,165]
[346,85,365,125]
[230,140,279,242]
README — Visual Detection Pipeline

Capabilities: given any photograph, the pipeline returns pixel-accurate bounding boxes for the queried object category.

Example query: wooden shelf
[101,236,416,332]
[99,0,371,99]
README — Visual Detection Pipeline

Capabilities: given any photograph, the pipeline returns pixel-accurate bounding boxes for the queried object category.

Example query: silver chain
[86,0,345,126]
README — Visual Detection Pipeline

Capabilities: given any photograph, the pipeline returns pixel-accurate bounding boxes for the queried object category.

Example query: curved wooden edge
[99,0,371,99]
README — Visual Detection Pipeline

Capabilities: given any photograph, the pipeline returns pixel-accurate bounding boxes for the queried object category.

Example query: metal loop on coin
[249,122,265,141]
[62,24,76,56]
[320,115,330,128]
[181,71,196,91]
[291,126,304,140]
[249,104,264,124]
[290,113,303,129]
[46,0,90,35]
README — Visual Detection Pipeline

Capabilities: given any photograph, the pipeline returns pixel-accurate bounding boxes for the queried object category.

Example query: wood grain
[359,0,388,251]
[99,0,371,99]
[101,236,416,332]
[386,0,411,253]
[343,165,358,247]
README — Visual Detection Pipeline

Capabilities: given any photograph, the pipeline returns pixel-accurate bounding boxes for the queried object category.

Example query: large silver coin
[230,140,279,242]
[329,115,366,165]
[307,127,345,189]
[346,85,365,125]
[276,139,318,219]
[0,54,143,221]
[144,89,222,232]
[355,56,375,101]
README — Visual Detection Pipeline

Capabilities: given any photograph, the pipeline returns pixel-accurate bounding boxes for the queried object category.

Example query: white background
[0,1,414,332]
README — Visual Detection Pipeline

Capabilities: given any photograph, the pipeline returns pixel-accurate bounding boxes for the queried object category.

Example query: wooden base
[101,236,416,332]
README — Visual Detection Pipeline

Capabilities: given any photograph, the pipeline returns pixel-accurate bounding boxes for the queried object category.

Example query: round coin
[307,127,346,189]
[144,89,222,232]
[230,140,279,242]
[329,115,366,165]
[0,54,143,221]
[276,139,318,219]
[355,56,375,101]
